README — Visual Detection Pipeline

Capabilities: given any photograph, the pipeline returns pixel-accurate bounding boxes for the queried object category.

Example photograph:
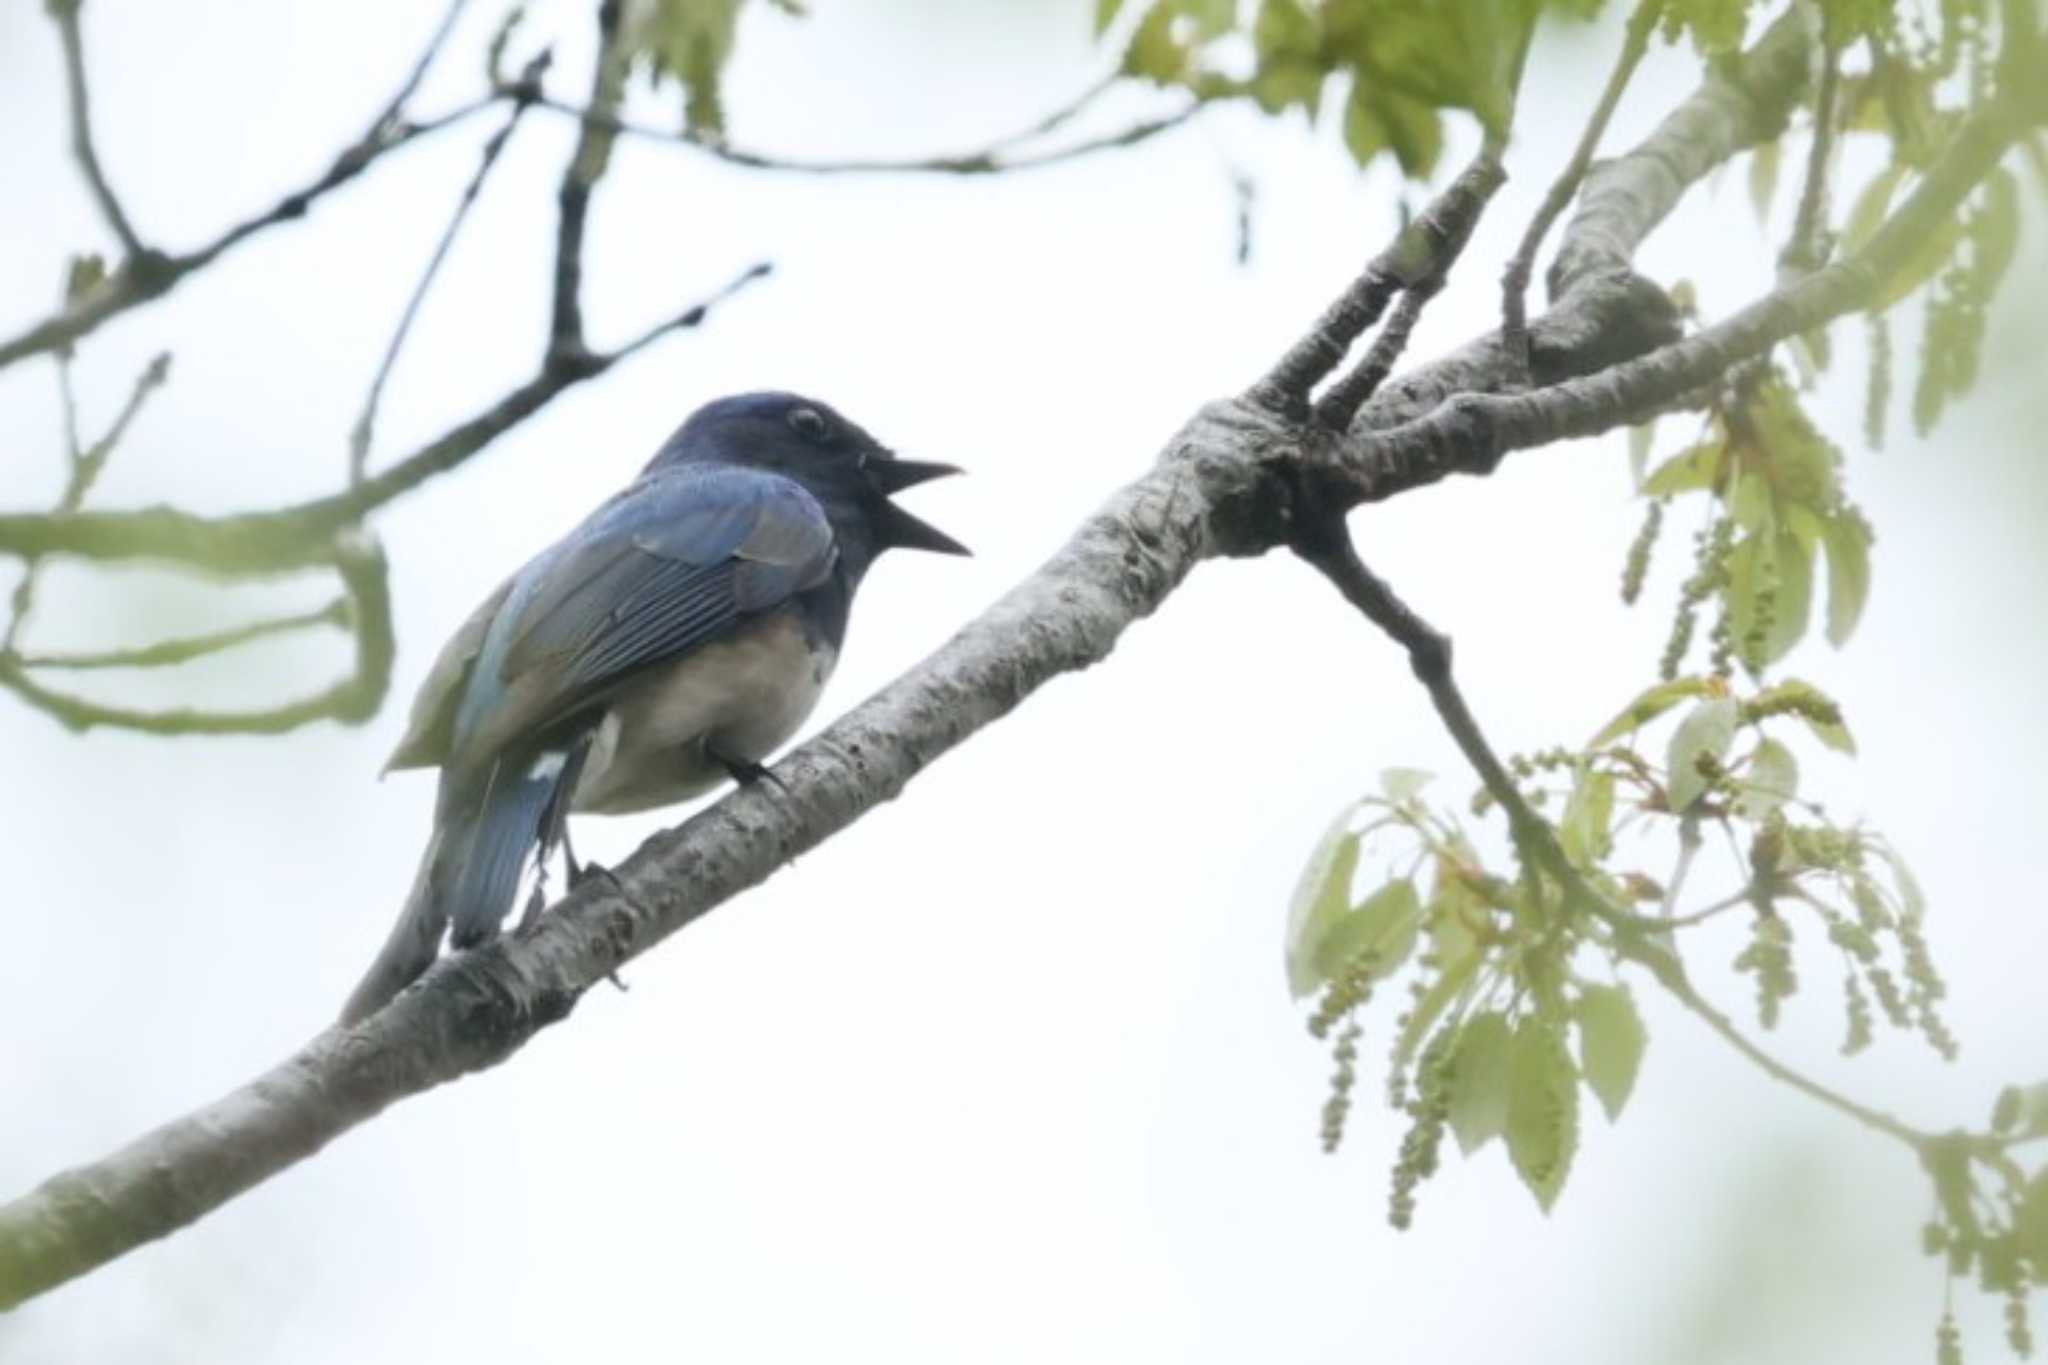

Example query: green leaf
[1786,331,1824,389]
[1255,0,1319,57]
[1573,984,1646,1121]
[1734,736,1799,821]
[1992,1082,2048,1139]
[1973,169,2021,296]
[1666,696,1739,811]
[1869,213,1964,311]
[1313,878,1423,986]
[1748,139,1780,226]
[1426,853,1483,967]
[1344,79,1443,177]
[1726,530,1815,669]
[1380,767,1435,803]
[1842,163,1907,255]
[1662,0,1752,53]
[1589,676,1715,747]
[1094,0,1127,37]
[1728,468,1773,532]
[1877,841,1926,919]
[1175,0,1235,40]
[1627,422,1656,489]
[1505,1014,1579,1212]
[1820,511,1872,647]
[1123,1,1189,83]
[1249,59,1326,114]
[1768,528,1815,662]
[1559,768,1614,867]
[1392,941,1483,1079]
[2019,1169,2048,1275]
[623,0,748,135]
[1285,807,1361,997]
[1447,1011,1514,1155]
[1643,441,1725,496]
[1747,378,1840,512]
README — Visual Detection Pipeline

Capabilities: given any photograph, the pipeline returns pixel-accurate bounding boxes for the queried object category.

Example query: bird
[338,391,966,1024]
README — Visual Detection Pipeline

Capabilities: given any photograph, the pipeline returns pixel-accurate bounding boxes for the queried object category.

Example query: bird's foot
[707,742,789,795]
[517,881,549,933]
[564,857,640,996]
[566,855,621,892]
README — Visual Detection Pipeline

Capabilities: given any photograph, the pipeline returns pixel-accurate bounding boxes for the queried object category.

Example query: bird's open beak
[871,458,970,556]
[868,457,961,495]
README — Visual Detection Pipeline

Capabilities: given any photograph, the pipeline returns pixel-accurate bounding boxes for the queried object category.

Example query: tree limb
[1499,0,1664,380]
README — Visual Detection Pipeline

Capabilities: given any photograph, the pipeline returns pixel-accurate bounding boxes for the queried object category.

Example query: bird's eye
[787,407,830,441]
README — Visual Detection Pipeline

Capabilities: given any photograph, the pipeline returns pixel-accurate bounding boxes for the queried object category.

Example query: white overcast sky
[2,2,2044,1362]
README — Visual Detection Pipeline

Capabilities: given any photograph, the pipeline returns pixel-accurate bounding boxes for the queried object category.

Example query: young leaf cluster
[1099,0,1592,176]
[1631,371,1874,679]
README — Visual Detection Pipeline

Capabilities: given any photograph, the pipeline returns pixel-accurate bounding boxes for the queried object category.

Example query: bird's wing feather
[454,466,835,752]
[382,574,516,772]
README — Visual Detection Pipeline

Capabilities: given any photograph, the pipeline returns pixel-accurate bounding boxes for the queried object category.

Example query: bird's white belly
[569,613,834,815]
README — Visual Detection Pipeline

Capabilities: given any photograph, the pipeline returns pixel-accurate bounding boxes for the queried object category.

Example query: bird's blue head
[647,392,968,557]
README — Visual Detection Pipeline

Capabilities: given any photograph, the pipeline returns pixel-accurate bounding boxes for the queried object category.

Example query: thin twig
[1501,0,1663,382]
[350,59,550,485]
[1780,33,1842,276]
[18,600,349,671]
[0,89,497,372]
[549,1,628,366]
[3,351,170,652]
[980,72,1118,151]
[0,536,390,735]
[374,0,473,133]
[524,87,1200,178]
[1659,812,1703,920]
[1653,962,1927,1148]
[1313,289,1431,429]
[1312,146,1505,429]
[1253,149,1508,416]
[48,0,143,259]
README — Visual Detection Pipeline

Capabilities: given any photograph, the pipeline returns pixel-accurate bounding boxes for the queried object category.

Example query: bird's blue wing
[460,465,836,747]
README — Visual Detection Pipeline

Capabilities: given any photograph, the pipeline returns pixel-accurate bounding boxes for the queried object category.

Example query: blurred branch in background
[0,0,495,373]
[0,0,768,737]
[349,50,554,486]
[523,77,1204,176]
[0,0,1206,744]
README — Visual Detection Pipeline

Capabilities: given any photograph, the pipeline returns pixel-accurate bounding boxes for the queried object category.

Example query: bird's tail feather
[444,770,555,948]
[337,763,557,1025]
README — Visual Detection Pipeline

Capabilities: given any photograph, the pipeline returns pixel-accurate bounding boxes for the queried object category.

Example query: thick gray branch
[1337,88,2025,504]
[1357,7,1812,436]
